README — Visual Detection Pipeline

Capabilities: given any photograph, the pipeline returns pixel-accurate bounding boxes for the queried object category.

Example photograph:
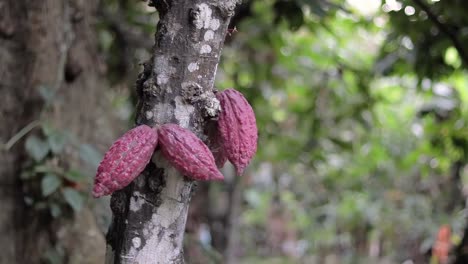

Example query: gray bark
[105,0,240,263]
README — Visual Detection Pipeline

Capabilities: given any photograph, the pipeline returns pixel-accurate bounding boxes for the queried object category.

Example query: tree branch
[410,0,468,66]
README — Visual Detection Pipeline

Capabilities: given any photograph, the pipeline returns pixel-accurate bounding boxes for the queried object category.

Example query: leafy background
[212,1,467,263]
[17,0,468,263]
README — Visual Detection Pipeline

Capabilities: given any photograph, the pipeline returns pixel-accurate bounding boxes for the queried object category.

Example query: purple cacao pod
[158,124,224,181]
[217,88,258,175]
[92,125,158,197]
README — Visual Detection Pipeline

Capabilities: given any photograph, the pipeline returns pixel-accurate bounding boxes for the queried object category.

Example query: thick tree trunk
[0,1,120,262]
[105,0,239,263]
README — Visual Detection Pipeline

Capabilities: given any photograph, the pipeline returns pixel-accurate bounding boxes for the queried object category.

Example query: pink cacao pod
[158,124,224,181]
[92,125,158,197]
[217,88,258,175]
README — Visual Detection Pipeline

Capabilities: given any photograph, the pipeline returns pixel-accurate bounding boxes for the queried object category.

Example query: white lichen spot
[131,161,193,262]
[194,3,212,29]
[145,111,153,119]
[200,44,212,54]
[151,102,173,125]
[135,193,186,262]
[156,169,187,227]
[157,75,169,85]
[132,237,142,249]
[129,192,145,212]
[209,19,220,30]
[204,30,214,41]
[205,97,221,117]
[142,228,149,237]
[167,23,182,43]
[151,213,159,225]
[153,56,176,85]
[198,75,202,79]
[188,62,199,72]
[174,96,195,128]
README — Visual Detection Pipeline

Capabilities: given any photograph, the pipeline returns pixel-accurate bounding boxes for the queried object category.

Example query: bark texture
[105,0,239,263]
[0,0,120,262]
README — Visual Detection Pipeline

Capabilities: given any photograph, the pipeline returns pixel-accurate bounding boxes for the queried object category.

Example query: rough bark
[105,0,240,263]
[0,0,120,262]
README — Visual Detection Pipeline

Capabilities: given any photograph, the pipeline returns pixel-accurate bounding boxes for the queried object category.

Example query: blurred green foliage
[21,122,95,218]
[18,85,102,219]
[96,0,468,263]
[216,0,468,262]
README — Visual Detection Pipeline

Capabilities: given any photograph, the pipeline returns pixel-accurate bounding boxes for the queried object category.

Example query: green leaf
[62,188,84,212]
[49,203,62,218]
[99,30,115,52]
[41,122,54,136]
[33,164,53,173]
[41,174,62,196]
[20,169,36,180]
[47,131,67,154]
[24,196,34,206]
[64,169,87,182]
[444,46,461,68]
[25,135,50,162]
[38,85,55,104]
[79,144,102,169]
[34,202,47,210]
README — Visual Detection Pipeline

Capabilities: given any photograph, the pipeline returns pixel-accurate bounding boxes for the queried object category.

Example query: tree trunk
[105,0,239,263]
[451,161,468,264]
[224,171,244,264]
[0,1,120,262]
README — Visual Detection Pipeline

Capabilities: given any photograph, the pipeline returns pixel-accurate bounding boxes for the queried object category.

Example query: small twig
[411,0,468,66]
[3,120,41,150]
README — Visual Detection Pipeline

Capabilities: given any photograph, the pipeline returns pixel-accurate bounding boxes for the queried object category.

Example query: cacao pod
[92,125,158,197]
[158,124,224,181]
[217,88,257,175]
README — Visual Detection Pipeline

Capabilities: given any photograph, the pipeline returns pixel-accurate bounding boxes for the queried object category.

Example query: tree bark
[105,0,240,263]
[0,0,120,262]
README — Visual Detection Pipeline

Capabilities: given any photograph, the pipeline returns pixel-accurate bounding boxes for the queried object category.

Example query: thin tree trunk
[225,169,243,264]
[451,161,467,264]
[105,1,239,263]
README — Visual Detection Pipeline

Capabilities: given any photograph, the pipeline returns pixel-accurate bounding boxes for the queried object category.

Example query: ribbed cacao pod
[217,88,257,175]
[158,124,224,181]
[92,125,158,197]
